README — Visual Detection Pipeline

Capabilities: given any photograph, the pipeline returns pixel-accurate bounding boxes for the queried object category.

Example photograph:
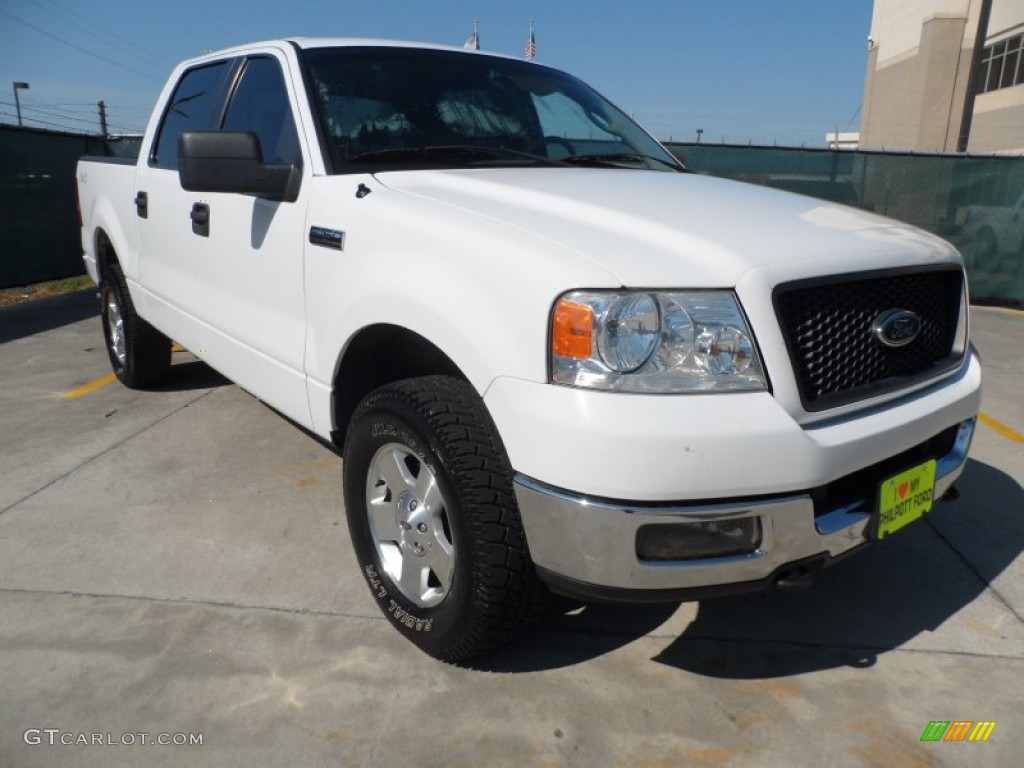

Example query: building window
[978,34,1024,94]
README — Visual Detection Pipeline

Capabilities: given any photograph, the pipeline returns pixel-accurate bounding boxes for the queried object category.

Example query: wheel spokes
[398,557,426,600]
[365,442,456,608]
[367,495,400,542]
[106,293,126,364]
[377,448,416,497]
[423,539,454,592]
[416,469,444,516]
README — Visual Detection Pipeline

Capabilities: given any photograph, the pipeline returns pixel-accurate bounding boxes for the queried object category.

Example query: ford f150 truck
[77,38,982,662]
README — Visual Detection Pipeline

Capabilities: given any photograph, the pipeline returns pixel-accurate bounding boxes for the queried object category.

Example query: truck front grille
[774,268,963,411]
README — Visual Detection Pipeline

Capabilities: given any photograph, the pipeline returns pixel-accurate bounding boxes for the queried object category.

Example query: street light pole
[13,82,30,127]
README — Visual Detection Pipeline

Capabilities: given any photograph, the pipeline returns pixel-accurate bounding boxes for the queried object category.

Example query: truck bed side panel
[77,157,140,285]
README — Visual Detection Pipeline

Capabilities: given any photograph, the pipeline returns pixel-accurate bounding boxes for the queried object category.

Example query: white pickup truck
[77,38,981,661]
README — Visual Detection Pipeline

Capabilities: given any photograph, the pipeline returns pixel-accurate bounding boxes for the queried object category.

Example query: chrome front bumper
[514,418,976,602]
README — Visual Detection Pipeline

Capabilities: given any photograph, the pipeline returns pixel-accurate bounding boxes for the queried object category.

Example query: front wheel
[343,375,546,662]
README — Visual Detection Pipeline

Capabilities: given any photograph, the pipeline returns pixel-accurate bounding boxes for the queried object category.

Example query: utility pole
[97,100,108,137]
[957,0,993,152]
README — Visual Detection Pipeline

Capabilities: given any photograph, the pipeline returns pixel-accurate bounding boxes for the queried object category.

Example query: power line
[45,102,151,111]
[38,0,174,68]
[1,100,98,132]
[8,101,95,118]
[0,99,147,133]
[28,0,174,71]
[18,104,100,127]
[0,99,150,117]
[0,7,164,82]
[843,105,862,132]
[31,105,94,117]
[0,112,93,133]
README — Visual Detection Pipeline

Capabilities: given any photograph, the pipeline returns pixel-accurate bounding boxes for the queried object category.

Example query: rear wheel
[100,263,171,388]
[343,375,547,662]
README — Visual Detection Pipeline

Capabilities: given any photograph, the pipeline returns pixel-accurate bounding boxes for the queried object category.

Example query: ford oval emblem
[872,309,922,348]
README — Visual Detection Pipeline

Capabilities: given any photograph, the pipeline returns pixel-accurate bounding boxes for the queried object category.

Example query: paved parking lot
[1,291,1022,767]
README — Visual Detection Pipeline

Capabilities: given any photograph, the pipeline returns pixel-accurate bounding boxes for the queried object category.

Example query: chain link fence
[666,142,1024,307]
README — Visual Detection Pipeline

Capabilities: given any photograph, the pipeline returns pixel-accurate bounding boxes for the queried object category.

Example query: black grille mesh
[775,269,963,411]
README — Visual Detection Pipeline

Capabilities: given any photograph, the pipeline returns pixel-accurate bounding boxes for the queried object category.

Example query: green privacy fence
[2,127,1021,306]
[666,142,1024,306]
[0,125,142,289]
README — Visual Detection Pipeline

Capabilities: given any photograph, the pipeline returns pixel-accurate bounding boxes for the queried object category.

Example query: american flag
[525,21,536,60]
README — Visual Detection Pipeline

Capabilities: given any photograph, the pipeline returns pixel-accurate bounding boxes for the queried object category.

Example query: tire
[100,262,171,388]
[343,375,547,662]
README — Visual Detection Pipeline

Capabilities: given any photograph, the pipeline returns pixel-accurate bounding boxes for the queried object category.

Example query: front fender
[301,176,621,438]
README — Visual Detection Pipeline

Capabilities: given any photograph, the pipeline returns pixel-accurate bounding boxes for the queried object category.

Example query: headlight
[551,290,767,393]
[597,293,660,372]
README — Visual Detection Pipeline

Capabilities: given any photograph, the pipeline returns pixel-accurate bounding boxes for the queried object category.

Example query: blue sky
[0,0,872,146]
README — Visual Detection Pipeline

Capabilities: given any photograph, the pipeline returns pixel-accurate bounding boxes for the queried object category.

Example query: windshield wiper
[561,152,684,171]
[349,145,558,166]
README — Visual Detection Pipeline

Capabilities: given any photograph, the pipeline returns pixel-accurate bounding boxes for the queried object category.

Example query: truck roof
[180,37,517,68]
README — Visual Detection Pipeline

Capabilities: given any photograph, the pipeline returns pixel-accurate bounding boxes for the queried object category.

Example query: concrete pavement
[1,294,1021,767]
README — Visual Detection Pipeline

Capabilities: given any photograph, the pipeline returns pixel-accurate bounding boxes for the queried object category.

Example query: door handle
[134,191,148,219]
[190,202,210,237]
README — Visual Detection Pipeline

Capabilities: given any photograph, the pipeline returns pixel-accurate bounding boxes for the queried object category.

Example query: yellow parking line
[62,373,117,400]
[171,342,185,353]
[1000,307,1024,317]
[979,412,1024,443]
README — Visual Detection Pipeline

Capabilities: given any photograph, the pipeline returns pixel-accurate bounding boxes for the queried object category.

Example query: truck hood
[376,168,959,287]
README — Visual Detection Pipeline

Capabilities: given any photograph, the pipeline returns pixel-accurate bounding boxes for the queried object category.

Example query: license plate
[877,459,937,539]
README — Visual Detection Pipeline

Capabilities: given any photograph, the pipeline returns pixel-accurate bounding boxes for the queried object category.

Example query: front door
[136,51,311,427]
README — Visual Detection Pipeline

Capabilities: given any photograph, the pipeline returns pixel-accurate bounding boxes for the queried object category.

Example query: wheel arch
[86,186,138,281]
[330,323,468,448]
[95,228,119,282]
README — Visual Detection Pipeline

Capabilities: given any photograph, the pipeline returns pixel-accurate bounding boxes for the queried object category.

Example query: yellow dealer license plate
[877,459,937,539]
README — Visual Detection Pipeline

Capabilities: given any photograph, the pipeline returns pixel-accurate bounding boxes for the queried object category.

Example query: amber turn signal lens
[552,299,594,359]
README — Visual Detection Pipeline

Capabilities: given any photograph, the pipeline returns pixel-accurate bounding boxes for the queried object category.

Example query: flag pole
[464,19,480,50]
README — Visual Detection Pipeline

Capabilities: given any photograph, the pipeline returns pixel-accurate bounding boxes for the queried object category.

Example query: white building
[860,0,1024,153]
[825,131,861,150]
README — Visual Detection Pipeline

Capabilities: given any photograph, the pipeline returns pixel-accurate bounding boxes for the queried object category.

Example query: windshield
[301,47,682,174]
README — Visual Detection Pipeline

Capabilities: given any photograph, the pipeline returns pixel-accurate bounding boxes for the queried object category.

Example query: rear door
[136,50,312,428]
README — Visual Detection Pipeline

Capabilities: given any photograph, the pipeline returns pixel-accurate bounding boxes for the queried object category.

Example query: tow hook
[773,566,813,591]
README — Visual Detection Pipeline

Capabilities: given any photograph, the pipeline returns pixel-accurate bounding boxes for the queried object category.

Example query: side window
[222,57,302,167]
[152,61,231,169]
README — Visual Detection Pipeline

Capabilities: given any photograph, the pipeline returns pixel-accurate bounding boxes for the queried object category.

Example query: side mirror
[178,131,299,203]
